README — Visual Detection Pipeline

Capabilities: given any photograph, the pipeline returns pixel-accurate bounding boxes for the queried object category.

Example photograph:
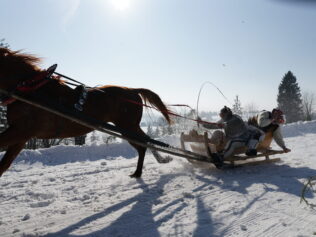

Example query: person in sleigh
[252,108,291,153]
[201,106,264,168]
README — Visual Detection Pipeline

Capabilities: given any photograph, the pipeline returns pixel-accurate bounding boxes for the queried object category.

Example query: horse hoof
[130,172,142,178]
[161,156,173,163]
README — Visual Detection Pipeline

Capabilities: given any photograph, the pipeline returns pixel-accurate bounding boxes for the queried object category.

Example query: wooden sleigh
[180,129,285,167]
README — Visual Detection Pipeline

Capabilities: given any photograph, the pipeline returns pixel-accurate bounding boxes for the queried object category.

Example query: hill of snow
[0,121,316,236]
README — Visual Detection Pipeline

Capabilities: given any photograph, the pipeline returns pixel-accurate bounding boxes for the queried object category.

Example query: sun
[110,0,131,11]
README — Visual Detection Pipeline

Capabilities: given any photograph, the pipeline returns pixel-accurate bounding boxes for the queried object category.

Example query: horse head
[0,48,42,91]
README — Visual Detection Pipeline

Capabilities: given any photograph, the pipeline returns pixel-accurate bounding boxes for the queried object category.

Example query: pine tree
[146,125,153,137]
[160,125,169,136]
[153,127,160,138]
[90,131,98,143]
[0,106,7,133]
[232,95,243,116]
[167,125,173,135]
[0,39,9,132]
[0,38,9,48]
[75,135,86,145]
[277,71,303,123]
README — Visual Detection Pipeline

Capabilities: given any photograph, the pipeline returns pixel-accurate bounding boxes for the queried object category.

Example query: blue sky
[1,0,315,112]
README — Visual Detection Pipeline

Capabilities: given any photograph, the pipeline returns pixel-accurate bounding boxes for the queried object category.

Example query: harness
[0,64,57,106]
[74,85,88,112]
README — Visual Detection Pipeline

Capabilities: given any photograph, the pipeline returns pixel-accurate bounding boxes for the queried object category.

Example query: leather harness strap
[0,64,58,106]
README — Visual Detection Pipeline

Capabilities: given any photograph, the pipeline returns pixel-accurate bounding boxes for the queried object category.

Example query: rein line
[54,70,220,126]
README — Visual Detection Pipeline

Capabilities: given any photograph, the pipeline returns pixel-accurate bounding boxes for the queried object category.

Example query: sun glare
[110,0,131,11]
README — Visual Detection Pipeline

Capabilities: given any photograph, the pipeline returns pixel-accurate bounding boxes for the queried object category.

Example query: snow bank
[10,142,137,166]
[282,120,316,138]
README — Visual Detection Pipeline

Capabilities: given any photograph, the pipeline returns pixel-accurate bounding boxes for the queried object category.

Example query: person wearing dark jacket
[202,106,258,168]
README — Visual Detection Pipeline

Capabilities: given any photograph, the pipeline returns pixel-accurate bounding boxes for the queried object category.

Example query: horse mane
[0,47,42,71]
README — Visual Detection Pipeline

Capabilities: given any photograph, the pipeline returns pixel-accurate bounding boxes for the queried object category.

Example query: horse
[0,48,171,178]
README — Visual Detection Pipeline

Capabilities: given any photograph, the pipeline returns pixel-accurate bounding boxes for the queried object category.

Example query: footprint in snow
[49,177,56,182]
[240,225,247,231]
[101,161,107,166]
[183,192,195,199]
[30,200,53,208]
[22,214,31,221]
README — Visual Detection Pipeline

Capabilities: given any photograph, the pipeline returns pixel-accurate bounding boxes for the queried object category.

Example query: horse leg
[150,149,173,163]
[0,142,27,177]
[127,127,171,177]
[129,142,146,178]
[0,126,31,148]
[0,127,33,177]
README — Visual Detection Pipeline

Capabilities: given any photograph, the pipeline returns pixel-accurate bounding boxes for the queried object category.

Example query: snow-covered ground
[1,121,316,237]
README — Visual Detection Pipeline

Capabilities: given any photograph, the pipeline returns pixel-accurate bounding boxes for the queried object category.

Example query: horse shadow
[41,162,315,237]
[42,172,216,237]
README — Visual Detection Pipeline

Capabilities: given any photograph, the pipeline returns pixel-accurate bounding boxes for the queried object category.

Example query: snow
[1,121,316,236]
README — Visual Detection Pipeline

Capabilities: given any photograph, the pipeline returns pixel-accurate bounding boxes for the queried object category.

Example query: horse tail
[132,88,171,124]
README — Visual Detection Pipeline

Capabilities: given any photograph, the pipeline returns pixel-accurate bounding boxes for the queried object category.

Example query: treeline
[229,71,315,123]
[144,71,315,138]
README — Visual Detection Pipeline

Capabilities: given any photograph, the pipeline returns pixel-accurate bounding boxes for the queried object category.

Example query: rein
[0,65,220,126]
[0,71,51,106]
[55,69,220,126]
[124,98,220,126]
[17,71,50,92]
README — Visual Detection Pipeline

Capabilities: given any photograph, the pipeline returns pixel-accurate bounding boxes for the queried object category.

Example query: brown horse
[0,48,171,178]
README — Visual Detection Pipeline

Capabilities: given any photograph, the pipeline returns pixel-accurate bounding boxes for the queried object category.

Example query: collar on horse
[0,64,58,106]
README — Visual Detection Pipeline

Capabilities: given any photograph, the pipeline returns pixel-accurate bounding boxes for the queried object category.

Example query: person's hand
[271,118,278,124]
[283,147,291,153]
[217,123,225,128]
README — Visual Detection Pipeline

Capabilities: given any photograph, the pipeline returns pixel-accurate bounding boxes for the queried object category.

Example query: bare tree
[244,102,259,119]
[302,91,315,121]
[232,95,243,116]
[42,138,64,148]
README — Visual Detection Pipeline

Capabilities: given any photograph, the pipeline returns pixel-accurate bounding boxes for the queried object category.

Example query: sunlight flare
[110,0,131,11]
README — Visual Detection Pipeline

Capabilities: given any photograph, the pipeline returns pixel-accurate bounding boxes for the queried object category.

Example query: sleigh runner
[180,129,285,167]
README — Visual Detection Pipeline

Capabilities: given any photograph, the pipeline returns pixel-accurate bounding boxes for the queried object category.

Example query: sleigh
[0,48,288,178]
[180,129,285,167]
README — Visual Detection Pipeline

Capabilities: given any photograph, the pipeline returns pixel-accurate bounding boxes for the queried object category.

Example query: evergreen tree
[232,95,243,116]
[153,127,160,138]
[277,71,303,123]
[75,135,86,145]
[167,125,173,135]
[0,38,9,48]
[146,125,154,137]
[0,106,7,133]
[0,39,9,132]
[90,131,98,143]
[161,125,168,136]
